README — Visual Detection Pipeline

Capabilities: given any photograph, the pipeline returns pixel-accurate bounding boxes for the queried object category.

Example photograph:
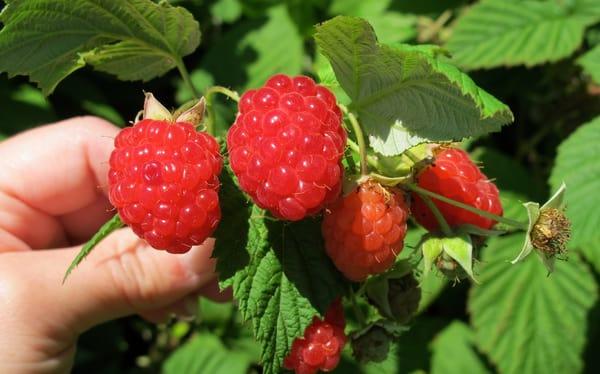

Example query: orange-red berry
[322,182,409,282]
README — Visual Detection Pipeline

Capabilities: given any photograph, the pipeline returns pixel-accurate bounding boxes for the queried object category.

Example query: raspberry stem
[407,184,528,230]
[419,193,453,236]
[204,86,240,135]
[175,59,199,98]
[340,104,369,176]
[347,139,379,170]
[349,285,367,327]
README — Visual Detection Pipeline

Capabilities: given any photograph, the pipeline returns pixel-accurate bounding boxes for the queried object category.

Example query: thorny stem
[204,86,240,136]
[406,184,528,230]
[340,104,369,176]
[175,59,199,99]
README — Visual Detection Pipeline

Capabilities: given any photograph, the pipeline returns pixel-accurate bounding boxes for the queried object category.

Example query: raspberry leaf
[215,205,345,374]
[550,116,600,258]
[314,16,513,156]
[200,5,302,90]
[578,45,600,84]
[0,0,200,95]
[430,322,490,374]
[163,333,257,374]
[63,214,124,283]
[212,166,253,286]
[446,0,600,70]
[469,234,597,374]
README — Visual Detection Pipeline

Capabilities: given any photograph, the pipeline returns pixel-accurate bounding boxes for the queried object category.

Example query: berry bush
[1,0,600,373]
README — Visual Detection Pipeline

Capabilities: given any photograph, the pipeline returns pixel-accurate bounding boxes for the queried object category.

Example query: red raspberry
[226,74,346,221]
[108,119,222,253]
[283,300,346,374]
[322,181,409,282]
[411,148,503,231]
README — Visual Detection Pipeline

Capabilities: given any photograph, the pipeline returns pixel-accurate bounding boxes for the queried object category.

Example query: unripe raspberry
[108,119,222,253]
[227,74,346,221]
[351,325,391,364]
[322,181,410,282]
[283,300,347,374]
[369,273,421,324]
[412,148,502,231]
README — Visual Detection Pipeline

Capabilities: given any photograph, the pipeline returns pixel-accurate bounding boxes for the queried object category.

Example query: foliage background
[1,0,600,373]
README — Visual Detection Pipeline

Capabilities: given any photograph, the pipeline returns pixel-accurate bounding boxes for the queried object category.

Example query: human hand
[0,117,227,373]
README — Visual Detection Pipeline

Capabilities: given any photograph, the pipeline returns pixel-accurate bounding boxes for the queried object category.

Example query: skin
[0,117,229,373]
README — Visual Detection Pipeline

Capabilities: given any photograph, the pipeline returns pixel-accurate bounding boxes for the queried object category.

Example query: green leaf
[328,0,417,44]
[550,116,600,272]
[550,116,600,250]
[63,214,124,283]
[212,166,253,287]
[211,0,243,23]
[0,0,200,95]
[314,16,513,156]
[446,0,599,70]
[430,322,490,374]
[163,333,254,374]
[221,207,345,374]
[469,234,597,374]
[578,44,600,84]
[201,5,302,90]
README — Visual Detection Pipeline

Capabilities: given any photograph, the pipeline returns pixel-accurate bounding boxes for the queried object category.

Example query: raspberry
[351,325,391,364]
[411,148,502,231]
[283,300,346,374]
[368,273,421,323]
[322,181,409,282]
[108,119,222,253]
[226,74,346,221]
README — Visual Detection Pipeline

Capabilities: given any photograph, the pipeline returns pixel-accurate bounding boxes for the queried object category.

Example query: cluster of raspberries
[108,74,502,374]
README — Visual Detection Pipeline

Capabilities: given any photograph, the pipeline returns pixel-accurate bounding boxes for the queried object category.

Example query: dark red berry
[411,148,503,231]
[284,300,346,374]
[322,181,410,282]
[227,74,346,221]
[108,119,222,253]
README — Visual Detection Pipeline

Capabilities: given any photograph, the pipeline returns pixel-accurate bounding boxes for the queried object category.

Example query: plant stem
[203,86,240,136]
[347,139,379,169]
[349,285,367,327]
[340,104,369,176]
[406,184,528,230]
[204,86,240,102]
[175,59,199,98]
[420,194,453,236]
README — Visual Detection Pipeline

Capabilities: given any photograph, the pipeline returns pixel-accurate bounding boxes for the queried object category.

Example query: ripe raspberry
[411,148,502,231]
[108,119,222,253]
[283,300,346,374]
[322,181,409,282]
[226,74,346,221]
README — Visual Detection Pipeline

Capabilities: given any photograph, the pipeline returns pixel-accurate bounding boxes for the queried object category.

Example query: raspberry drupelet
[108,119,222,253]
[226,74,347,221]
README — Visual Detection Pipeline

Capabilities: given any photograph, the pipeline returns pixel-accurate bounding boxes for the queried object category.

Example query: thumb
[1,228,218,334]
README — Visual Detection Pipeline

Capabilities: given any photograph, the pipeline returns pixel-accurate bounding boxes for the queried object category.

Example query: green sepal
[421,233,477,282]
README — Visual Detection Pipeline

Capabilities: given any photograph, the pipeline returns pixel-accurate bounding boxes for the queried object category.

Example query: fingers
[0,116,119,248]
[0,229,219,337]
